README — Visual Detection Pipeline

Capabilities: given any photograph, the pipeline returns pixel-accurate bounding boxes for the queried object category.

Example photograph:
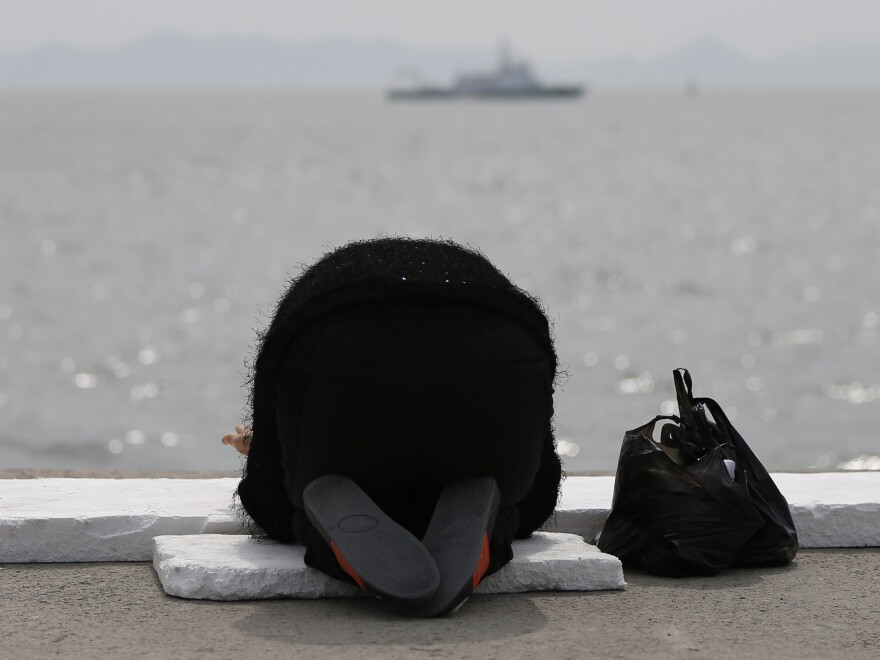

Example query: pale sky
[2,0,879,60]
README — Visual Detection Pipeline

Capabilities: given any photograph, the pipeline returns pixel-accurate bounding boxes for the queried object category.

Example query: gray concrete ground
[1,473,878,659]
[2,550,878,659]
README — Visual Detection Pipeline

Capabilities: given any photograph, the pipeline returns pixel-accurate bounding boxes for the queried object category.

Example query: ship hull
[388,86,584,101]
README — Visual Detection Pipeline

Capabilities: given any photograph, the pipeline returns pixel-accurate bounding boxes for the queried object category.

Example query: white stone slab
[477,532,625,595]
[551,472,880,548]
[152,532,625,601]
[2,472,878,563]
[0,478,243,562]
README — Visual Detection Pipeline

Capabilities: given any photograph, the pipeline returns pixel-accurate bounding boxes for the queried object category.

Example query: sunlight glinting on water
[836,455,880,470]
[1,91,879,471]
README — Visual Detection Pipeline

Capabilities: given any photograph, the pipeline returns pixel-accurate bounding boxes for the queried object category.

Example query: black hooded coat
[237,237,563,577]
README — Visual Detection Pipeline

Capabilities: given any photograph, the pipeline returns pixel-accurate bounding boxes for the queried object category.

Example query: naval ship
[388,45,584,100]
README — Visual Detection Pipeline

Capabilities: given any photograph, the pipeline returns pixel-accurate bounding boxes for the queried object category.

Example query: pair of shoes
[303,474,500,617]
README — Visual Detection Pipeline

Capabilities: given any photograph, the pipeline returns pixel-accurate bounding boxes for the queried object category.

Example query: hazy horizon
[2,30,880,90]
[3,0,880,61]
[4,27,879,64]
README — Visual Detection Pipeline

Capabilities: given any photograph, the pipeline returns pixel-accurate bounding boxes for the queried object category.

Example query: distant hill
[1,31,879,89]
[570,38,880,88]
[0,31,491,88]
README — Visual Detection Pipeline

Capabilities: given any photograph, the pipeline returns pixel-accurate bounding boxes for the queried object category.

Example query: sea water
[1,90,878,472]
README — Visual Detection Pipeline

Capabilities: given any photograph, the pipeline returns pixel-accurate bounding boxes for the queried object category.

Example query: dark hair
[236,237,562,541]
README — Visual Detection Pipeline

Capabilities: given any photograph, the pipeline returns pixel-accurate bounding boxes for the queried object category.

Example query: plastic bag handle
[634,415,681,439]
[644,414,681,436]
[693,397,733,431]
[650,414,681,425]
[672,368,697,427]
[677,368,694,394]
[634,414,681,435]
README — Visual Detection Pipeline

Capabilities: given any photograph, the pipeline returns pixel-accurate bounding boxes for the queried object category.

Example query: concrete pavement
[2,548,878,659]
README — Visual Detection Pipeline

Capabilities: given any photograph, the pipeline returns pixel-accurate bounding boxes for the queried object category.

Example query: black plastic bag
[597,368,798,576]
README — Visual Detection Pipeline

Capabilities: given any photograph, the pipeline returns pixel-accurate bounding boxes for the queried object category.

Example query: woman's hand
[221,425,252,456]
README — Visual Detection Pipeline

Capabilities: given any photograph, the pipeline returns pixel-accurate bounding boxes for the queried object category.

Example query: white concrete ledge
[551,472,880,548]
[770,473,880,548]
[1,473,878,563]
[0,478,242,562]
[548,476,615,545]
[152,532,625,600]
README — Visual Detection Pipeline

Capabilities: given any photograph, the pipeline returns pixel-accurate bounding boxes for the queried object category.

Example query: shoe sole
[406,476,501,617]
[303,474,440,603]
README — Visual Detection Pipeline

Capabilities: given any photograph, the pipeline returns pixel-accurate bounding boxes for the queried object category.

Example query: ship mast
[498,38,513,70]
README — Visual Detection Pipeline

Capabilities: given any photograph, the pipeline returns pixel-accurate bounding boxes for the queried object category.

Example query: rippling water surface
[1,90,878,472]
